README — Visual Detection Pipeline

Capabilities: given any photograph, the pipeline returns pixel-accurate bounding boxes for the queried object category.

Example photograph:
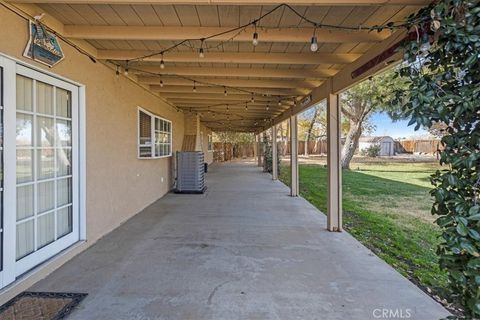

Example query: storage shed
[358,136,395,156]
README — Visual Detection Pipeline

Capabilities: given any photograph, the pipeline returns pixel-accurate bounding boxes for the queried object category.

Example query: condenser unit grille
[175,151,206,193]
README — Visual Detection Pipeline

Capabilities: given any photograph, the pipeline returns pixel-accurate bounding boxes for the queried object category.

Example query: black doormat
[0,291,87,320]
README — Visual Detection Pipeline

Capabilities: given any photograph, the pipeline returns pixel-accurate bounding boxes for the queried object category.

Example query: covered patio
[0,0,460,317]
[30,161,448,319]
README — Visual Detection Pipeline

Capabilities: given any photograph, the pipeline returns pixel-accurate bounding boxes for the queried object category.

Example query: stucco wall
[183,112,214,164]
[0,6,185,244]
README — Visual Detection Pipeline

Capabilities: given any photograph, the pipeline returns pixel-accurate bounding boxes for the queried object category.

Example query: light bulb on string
[115,65,120,78]
[278,100,281,106]
[252,22,259,46]
[124,60,129,76]
[160,79,164,87]
[310,26,318,52]
[245,102,248,111]
[193,81,197,92]
[224,87,227,96]
[160,53,165,69]
[251,93,255,103]
[266,105,269,111]
[199,39,205,58]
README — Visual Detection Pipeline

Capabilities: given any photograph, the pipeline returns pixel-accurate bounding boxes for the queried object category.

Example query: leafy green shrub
[388,1,480,317]
[262,136,280,174]
[360,145,381,158]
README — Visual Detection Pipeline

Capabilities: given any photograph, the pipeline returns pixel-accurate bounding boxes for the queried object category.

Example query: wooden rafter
[138,76,323,89]
[99,51,361,65]
[63,25,390,43]
[133,66,338,79]
[5,0,431,5]
[149,85,309,96]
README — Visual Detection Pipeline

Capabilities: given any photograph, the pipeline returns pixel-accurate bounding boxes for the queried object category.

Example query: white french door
[0,55,81,288]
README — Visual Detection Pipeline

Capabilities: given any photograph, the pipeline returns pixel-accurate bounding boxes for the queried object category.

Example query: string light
[199,39,205,58]
[124,60,129,76]
[224,87,227,96]
[160,78,164,87]
[252,22,259,46]
[245,102,248,111]
[251,93,255,103]
[266,105,269,111]
[160,53,165,69]
[115,65,120,78]
[193,81,197,92]
[310,26,318,52]
[278,100,282,106]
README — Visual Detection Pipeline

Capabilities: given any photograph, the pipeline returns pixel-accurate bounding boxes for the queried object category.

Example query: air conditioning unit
[175,151,206,193]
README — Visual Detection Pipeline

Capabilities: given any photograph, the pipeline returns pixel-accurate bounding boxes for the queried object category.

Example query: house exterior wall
[0,6,185,301]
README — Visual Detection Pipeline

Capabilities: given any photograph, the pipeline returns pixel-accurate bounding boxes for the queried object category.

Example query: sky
[369,112,429,139]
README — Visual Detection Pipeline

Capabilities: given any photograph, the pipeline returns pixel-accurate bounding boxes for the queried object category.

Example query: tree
[388,1,480,317]
[213,132,255,144]
[428,121,449,138]
[340,70,401,169]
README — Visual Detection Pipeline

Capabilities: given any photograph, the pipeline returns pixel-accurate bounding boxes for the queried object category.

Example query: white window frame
[137,107,172,159]
[0,52,86,289]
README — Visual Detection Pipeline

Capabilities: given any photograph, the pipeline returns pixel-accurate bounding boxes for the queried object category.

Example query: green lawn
[279,161,449,301]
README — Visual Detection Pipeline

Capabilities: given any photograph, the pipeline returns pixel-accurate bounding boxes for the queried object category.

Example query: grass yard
[279,161,450,304]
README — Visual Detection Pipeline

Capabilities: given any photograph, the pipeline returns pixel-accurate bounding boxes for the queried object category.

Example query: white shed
[358,136,395,156]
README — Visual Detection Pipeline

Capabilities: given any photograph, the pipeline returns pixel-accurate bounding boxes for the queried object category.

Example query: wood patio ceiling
[7,1,427,131]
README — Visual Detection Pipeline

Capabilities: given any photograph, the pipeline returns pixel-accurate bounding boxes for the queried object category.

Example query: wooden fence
[213,138,441,161]
[396,139,442,154]
[213,142,255,161]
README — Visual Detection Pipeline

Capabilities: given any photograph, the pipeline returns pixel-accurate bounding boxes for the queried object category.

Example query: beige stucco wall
[183,112,214,164]
[0,6,184,257]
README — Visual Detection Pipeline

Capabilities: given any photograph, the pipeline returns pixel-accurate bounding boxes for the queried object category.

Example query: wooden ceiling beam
[149,85,309,96]
[99,51,360,65]
[170,99,291,107]
[64,25,390,43]
[162,92,294,101]
[138,76,322,88]
[133,66,337,79]
[6,0,431,5]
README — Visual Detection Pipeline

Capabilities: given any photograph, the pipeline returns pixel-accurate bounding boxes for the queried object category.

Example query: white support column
[257,134,262,167]
[290,115,299,197]
[272,125,278,180]
[327,93,342,232]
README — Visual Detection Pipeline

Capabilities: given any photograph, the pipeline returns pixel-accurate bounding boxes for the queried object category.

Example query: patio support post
[257,134,262,167]
[327,92,342,232]
[272,125,278,180]
[290,115,299,197]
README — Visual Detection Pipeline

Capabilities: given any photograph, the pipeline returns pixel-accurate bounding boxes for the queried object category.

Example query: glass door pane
[15,75,74,262]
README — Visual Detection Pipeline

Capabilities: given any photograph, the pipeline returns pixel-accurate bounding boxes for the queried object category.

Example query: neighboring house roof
[359,136,394,143]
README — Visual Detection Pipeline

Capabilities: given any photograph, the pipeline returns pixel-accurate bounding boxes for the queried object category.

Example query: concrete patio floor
[31,160,448,320]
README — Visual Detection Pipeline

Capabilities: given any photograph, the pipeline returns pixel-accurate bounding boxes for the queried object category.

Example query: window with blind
[138,108,172,158]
